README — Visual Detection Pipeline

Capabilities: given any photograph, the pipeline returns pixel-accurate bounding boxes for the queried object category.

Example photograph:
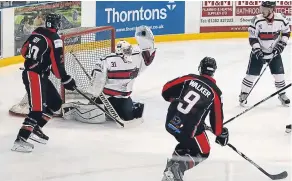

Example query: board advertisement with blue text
[96,1,185,38]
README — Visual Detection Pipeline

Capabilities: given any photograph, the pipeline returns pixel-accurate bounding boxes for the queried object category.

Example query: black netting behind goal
[9,26,115,116]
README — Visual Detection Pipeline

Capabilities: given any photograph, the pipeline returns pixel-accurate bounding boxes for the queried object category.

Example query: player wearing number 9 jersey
[161,57,229,181]
[11,14,76,153]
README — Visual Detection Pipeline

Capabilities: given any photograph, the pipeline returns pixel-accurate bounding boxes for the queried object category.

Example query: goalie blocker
[62,25,155,124]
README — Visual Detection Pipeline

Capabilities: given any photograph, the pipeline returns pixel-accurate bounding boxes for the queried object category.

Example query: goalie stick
[69,51,125,127]
[205,126,288,180]
[224,83,291,125]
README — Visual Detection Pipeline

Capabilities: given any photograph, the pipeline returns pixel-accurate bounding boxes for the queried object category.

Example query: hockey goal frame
[9,26,115,117]
[59,26,115,103]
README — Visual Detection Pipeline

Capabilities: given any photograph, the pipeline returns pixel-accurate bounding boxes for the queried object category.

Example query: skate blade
[240,102,247,107]
[11,144,33,153]
[29,134,48,144]
[281,103,290,107]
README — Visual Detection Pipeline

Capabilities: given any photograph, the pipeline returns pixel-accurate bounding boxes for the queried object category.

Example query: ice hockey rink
[0,39,291,181]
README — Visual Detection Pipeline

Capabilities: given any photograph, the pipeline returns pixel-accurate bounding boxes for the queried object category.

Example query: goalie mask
[116,40,133,63]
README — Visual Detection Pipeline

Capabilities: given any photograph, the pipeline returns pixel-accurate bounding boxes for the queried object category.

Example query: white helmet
[116,40,133,63]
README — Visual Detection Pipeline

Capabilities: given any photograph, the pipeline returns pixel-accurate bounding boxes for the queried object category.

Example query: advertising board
[96,1,185,38]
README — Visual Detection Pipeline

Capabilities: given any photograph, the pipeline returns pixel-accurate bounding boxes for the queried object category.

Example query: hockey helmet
[116,40,133,63]
[198,57,217,76]
[260,1,276,18]
[45,13,61,31]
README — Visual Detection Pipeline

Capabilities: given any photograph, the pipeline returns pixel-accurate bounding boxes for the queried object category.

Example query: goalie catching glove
[135,25,155,51]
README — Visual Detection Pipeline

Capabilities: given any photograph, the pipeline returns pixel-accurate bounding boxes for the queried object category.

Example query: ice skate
[278,93,290,106]
[11,137,34,153]
[285,124,291,133]
[162,159,184,181]
[29,126,49,144]
[239,92,248,106]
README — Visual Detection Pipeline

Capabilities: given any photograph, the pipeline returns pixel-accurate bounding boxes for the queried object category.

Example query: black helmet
[261,1,276,8]
[198,57,217,76]
[45,13,61,30]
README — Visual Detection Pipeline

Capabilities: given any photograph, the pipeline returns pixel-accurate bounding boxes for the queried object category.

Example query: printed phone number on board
[201,18,234,23]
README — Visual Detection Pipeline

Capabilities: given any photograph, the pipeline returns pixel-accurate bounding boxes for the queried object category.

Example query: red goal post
[9,26,116,116]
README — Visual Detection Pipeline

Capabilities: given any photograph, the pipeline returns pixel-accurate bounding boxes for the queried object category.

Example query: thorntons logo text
[203,1,232,7]
[105,7,167,23]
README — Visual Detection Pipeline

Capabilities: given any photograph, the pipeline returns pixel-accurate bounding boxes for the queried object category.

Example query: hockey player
[161,57,229,181]
[239,1,291,106]
[11,13,76,153]
[62,25,156,124]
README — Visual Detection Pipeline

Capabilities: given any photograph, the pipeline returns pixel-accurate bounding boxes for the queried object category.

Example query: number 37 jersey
[162,74,224,136]
[21,27,67,79]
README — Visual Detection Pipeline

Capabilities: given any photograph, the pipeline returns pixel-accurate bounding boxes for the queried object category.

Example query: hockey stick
[73,87,124,128]
[243,56,274,104]
[227,143,288,180]
[69,52,125,127]
[70,52,92,81]
[224,83,291,125]
[205,126,288,180]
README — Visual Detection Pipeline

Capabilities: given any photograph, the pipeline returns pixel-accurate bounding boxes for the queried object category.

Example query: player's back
[163,74,221,136]
[22,27,60,74]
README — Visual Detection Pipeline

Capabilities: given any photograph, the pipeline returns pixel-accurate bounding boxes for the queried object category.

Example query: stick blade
[270,171,288,180]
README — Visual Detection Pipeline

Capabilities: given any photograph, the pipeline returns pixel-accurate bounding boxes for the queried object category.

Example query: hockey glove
[215,127,229,146]
[62,75,76,91]
[273,41,287,56]
[252,48,264,62]
[135,25,154,50]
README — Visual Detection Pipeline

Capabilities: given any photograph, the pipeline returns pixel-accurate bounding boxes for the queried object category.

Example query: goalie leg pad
[62,102,106,124]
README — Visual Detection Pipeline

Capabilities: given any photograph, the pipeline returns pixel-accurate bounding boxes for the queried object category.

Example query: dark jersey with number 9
[162,74,223,140]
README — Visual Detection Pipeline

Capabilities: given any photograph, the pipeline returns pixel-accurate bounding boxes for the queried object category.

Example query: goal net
[9,26,115,116]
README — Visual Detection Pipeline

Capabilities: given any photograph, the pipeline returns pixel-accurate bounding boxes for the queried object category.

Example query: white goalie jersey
[62,25,156,124]
[89,46,155,98]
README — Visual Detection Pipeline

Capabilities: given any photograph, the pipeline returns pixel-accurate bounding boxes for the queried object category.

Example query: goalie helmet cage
[9,26,115,116]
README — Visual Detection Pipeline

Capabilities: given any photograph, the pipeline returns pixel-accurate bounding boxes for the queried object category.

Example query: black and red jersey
[21,27,67,79]
[162,74,224,136]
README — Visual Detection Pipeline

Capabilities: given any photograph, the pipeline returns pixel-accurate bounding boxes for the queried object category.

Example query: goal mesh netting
[9,26,115,116]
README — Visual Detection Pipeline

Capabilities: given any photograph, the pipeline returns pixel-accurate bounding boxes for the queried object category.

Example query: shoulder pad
[251,14,264,24]
[281,13,287,19]
[102,53,120,60]
[251,16,257,24]
[276,12,288,20]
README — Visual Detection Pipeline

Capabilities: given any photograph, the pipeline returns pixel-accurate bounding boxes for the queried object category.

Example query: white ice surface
[0,39,291,181]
